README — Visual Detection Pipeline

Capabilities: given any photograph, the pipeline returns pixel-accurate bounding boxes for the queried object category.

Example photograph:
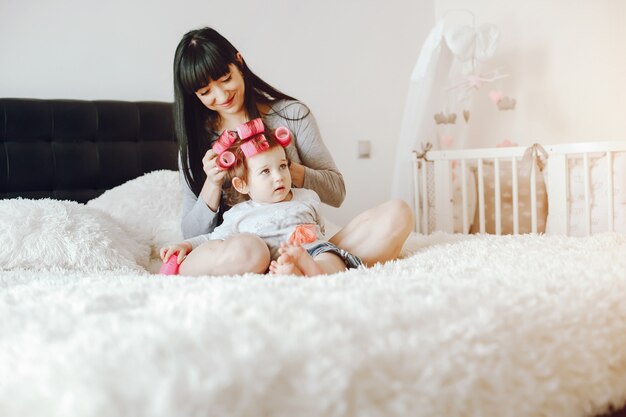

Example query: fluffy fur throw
[0,198,149,272]
[2,228,626,417]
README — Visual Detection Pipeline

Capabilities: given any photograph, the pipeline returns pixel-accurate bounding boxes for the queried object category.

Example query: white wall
[2,0,625,224]
[434,0,626,148]
[0,0,434,226]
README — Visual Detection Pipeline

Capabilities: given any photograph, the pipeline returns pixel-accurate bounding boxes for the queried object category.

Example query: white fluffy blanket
[2,228,626,417]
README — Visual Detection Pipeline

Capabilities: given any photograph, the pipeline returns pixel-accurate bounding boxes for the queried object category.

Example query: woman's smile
[219,96,235,108]
[193,64,246,116]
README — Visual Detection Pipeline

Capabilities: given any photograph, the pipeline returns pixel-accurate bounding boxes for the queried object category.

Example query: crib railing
[413,141,626,236]
[542,141,626,235]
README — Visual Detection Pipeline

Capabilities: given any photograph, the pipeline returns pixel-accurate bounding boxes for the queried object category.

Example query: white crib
[413,141,626,236]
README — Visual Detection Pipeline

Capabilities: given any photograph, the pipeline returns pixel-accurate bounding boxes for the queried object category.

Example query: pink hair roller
[274,126,292,147]
[212,130,238,154]
[240,134,270,158]
[216,151,236,170]
[159,254,180,275]
[236,118,264,140]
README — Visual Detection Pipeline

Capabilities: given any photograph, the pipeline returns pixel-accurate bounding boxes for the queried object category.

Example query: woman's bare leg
[312,252,348,275]
[329,199,414,267]
[179,233,270,276]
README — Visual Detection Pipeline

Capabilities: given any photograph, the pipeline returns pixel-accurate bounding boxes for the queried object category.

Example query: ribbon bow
[412,142,433,161]
[519,143,549,176]
[288,224,318,246]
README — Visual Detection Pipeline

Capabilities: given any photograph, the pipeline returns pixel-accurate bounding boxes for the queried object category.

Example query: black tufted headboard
[0,98,178,203]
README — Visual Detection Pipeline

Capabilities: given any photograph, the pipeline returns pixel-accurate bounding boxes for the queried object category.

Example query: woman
[173,27,413,276]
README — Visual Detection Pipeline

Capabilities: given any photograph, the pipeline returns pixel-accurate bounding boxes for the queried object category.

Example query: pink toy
[216,150,236,170]
[240,134,270,158]
[236,118,264,140]
[213,130,238,154]
[159,254,180,275]
[274,126,292,147]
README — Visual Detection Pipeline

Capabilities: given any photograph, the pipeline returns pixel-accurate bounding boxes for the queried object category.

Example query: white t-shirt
[185,188,325,259]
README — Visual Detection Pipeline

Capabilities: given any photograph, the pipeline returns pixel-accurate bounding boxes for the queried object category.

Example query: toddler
[160,130,362,276]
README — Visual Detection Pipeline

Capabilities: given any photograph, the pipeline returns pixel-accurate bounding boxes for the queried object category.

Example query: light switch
[358,140,371,159]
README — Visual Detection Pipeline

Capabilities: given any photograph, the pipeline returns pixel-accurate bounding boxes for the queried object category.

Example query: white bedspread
[0,231,626,417]
[3,230,626,417]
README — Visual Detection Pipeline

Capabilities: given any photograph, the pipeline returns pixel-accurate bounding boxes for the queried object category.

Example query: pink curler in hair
[216,151,236,170]
[236,118,264,140]
[274,126,292,147]
[212,130,238,155]
[240,134,270,158]
[159,254,180,275]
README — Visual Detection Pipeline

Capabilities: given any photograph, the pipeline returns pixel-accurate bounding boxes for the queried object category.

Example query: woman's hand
[202,149,227,187]
[160,241,193,264]
[289,160,305,188]
[199,149,227,211]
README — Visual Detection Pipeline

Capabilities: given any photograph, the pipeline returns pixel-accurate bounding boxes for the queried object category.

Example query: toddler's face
[244,146,291,204]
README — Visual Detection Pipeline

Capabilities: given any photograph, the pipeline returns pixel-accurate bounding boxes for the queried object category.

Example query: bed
[2,98,626,417]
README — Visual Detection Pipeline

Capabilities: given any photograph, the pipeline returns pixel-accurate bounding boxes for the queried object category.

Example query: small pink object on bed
[159,255,180,275]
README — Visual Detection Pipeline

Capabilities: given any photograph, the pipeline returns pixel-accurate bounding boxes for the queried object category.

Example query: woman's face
[195,64,245,117]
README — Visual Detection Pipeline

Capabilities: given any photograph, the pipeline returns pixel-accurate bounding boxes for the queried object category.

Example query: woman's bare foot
[269,252,304,276]
[277,243,325,277]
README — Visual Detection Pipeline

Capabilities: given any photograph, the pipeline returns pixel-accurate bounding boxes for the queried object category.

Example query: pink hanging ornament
[489,90,503,103]
[440,135,454,149]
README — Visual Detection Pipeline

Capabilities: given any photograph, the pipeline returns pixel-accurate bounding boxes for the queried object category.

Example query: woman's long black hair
[173,27,303,197]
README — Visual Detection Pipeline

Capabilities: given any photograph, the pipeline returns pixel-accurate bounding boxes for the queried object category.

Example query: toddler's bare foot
[269,253,304,276]
[278,242,325,277]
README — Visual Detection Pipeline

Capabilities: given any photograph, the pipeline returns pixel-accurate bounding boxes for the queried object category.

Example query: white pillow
[87,170,183,256]
[0,199,149,272]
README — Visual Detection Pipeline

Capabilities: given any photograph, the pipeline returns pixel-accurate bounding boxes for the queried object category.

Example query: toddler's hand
[159,242,193,264]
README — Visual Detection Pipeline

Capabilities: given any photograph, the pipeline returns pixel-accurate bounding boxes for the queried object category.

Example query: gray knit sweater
[180,100,345,239]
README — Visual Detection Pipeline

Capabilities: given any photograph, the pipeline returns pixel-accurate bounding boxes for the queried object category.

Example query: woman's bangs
[180,45,232,93]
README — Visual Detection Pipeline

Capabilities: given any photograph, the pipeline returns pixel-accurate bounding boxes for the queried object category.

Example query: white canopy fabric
[392,14,501,206]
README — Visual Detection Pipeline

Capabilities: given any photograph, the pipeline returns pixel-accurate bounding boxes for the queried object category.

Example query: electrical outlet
[357,140,371,159]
